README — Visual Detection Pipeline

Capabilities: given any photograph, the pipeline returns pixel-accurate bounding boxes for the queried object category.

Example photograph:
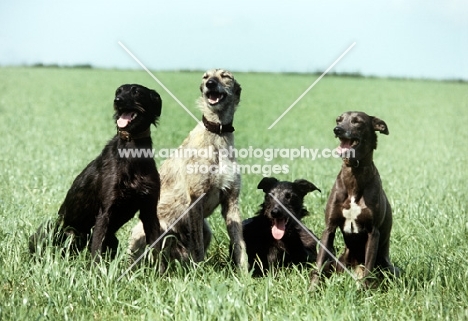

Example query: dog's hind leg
[203,219,212,252]
[28,219,60,254]
[128,221,146,261]
[29,218,85,255]
[187,200,206,262]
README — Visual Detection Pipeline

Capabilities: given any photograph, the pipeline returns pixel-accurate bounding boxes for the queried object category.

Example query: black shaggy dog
[242,177,321,276]
[29,84,162,261]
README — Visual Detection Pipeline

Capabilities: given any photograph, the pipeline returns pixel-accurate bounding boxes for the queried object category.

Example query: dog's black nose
[271,207,281,218]
[206,79,217,89]
[114,96,128,108]
[334,126,345,136]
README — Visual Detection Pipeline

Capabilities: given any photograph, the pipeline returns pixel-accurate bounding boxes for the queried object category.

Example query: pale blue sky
[1,0,467,80]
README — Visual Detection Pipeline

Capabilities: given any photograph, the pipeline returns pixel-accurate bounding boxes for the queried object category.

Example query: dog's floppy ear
[257,177,279,193]
[372,117,389,135]
[293,179,321,196]
[150,90,162,118]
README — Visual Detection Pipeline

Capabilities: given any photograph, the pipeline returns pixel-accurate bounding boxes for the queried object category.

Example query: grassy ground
[0,67,467,320]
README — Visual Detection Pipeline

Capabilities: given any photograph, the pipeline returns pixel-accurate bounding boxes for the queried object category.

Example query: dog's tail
[28,218,87,255]
[28,219,59,254]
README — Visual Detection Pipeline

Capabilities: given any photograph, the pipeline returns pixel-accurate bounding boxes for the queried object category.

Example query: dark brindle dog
[312,111,399,287]
[243,177,320,276]
[29,84,162,261]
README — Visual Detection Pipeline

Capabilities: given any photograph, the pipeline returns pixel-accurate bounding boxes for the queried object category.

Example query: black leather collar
[202,116,234,134]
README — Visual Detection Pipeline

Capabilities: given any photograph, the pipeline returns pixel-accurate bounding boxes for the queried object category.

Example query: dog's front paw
[230,242,249,273]
[358,277,379,290]
[240,258,249,274]
[236,250,249,274]
[309,271,322,291]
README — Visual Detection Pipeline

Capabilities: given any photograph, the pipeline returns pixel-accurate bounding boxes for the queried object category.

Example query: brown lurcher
[128,69,247,271]
[312,111,399,288]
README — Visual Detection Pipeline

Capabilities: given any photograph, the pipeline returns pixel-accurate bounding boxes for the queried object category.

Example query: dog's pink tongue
[337,139,352,154]
[117,112,134,128]
[208,93,220,104]
[272,219,286,240]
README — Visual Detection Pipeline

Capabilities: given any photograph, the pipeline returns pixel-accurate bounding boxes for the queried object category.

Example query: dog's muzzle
[204,78,226,105]
[334,126,360,157]
[206,78,218,90]
[334,126,346,137]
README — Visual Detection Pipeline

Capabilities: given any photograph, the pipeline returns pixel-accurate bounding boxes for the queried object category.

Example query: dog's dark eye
[285,192,291,200]
[131,86,142,97]
[352,118,363,126]
[202,73,209,79]
[336,116,343,124]
[221,73,233,80]
[115,88,122,96]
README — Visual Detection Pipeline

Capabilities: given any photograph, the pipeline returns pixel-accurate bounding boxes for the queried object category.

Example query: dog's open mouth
[206,91,226,105]
[117,111,137,129]
[272,217,288,240]
[336,137,359,156]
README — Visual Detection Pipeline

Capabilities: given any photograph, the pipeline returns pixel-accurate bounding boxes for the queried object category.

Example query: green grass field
[0,67,467,320]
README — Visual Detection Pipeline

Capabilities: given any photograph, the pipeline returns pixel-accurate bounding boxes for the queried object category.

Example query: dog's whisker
[268,193,358,281]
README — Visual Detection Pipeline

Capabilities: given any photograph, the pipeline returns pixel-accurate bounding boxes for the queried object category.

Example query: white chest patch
[342,196,362,234]
[216,154,237,191]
